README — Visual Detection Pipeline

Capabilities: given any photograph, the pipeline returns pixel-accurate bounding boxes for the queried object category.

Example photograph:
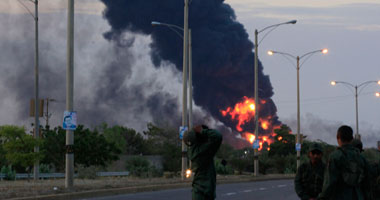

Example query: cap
[183,130,197,146]
[309,143,323,152]
[351,139,363,152]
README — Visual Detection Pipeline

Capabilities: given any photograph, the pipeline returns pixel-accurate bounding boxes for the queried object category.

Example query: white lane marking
[242,190,252,193]
[259,187,267,190]
[225,192,237,196]
[277,184,287,188]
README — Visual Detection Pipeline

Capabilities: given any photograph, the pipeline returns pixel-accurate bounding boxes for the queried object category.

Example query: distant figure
[352,139,380,199]
[295,143,325,200]
[351,139,363,152]
[184,125,223,200]
[317,125,371,200]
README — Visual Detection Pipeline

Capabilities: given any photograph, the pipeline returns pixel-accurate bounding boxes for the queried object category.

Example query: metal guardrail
[0,171,129,180]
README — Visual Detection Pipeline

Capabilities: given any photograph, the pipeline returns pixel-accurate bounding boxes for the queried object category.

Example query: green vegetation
[125,156,162,178]
[2,123,373,179]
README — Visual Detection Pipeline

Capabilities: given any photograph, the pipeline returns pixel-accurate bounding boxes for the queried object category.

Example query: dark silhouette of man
[184,125,222,200]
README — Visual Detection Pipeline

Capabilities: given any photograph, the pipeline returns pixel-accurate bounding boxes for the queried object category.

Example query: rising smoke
[100,0,281,132]
[0,0,280,147]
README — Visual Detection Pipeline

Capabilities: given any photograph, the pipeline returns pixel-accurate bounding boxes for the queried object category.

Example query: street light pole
[253,20,296,177]
[268,49,328,169]
[151,21,192,178]
[253,29,259,177]
[330,80,380,140]
[33,0,40,181]
[189,29,193,130]
[182,0,189,180]
[65,0,74,188]
[296,56,300,168]
[355,86,359,139]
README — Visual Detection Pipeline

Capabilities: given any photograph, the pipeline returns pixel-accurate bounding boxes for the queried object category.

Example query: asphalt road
[82,179,297,200]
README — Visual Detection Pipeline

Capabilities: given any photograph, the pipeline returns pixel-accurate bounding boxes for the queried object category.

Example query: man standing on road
[318,125,371,200]
[184,125,223,200]
[295,143,325,200]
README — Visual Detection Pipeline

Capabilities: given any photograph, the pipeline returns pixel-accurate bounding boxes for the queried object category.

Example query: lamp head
[330,81,336,86]
[377,80,380,85]
[287,20,297,24]
[376,92,380,97]
[267,50,274,56]
[151,21,161,26]
[322,49,328,54]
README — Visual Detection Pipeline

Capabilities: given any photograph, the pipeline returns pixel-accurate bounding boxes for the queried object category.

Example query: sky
[0,0,379,147]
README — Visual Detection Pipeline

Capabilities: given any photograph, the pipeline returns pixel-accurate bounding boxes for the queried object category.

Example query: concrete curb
[9,175,295,200]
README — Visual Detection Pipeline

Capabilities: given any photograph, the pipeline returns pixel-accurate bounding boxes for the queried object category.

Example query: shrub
[126,156,162,178]
[77,165,99,179]
[215,159,233,175]
[1,165,15,180]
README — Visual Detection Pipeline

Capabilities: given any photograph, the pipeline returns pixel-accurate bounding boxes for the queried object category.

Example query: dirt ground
[0,174,294,200]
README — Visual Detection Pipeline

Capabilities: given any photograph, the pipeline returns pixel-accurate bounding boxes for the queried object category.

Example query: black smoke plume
[100,0,281,132]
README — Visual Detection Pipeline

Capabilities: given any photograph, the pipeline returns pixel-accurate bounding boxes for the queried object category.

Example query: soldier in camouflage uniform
[352,139,380,199]
[184,125,223,200]
[295,143,326,200]
[317,125,371,200]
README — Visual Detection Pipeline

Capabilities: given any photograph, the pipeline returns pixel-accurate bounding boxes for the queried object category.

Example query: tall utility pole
[65,0,74,188]
[188,29,193,130]
[253,29,259,177]
[33,0,40,181]
[253,20,297,177]
[268,48,328,169]
[296,56,301,168]
[181,0,189,181]
[17,0,41,180]
[45,98,55,127]
[330,80,380,140]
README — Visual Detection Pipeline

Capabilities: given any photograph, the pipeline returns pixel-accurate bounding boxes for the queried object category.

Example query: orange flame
[220,97,284,151]
[220,96,255,132]
[243,132,256,144]
[278,136,283,141]
[261,121,269,130]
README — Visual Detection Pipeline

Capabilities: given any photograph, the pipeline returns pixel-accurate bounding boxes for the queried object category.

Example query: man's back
[318,144,370,200]
[188,128,222,200]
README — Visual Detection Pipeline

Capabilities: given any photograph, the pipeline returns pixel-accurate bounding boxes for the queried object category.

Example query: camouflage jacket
[295,161,326,199]
[188,128,222,199]
[317,144,371,200]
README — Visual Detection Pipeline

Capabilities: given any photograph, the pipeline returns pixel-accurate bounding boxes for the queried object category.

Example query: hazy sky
[0,0,379,147]
[226,0,380,146]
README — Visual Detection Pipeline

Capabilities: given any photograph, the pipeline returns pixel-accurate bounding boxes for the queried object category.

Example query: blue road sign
[253,140,260,149]
[295,143,301,151]
[179,126,188,139]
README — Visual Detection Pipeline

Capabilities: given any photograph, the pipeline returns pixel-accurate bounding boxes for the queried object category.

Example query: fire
[243,132,255,144]
[220,96,256,132]
[220,96,282,151]
[278,136,283,141]
[261,120,269,130]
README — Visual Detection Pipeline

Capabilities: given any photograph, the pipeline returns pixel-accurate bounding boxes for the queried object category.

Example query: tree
[40,125,120,171]
[143,123,181,172]
[0,125,43,174]
[100,124,145,155]
[74,125,120,167]
[269,125,296,157]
